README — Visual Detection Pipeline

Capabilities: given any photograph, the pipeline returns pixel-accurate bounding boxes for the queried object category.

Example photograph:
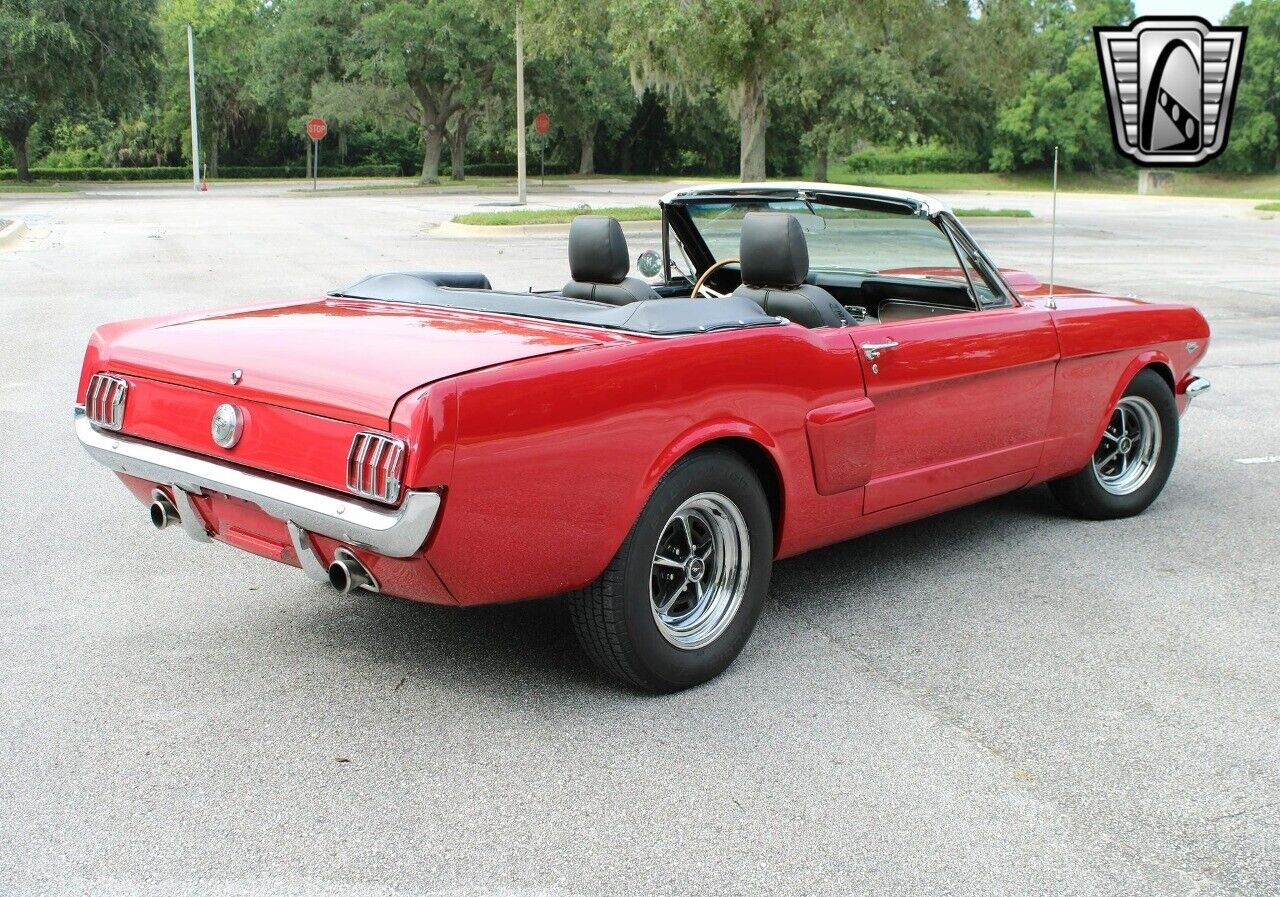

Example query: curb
[0,219,28,248]
[435,219,662,238]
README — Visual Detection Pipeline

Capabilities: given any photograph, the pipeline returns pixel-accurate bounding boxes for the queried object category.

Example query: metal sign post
[515,13,527,205]
[305,117,327,192]
[534,113,550,187]
[186,24,201,192]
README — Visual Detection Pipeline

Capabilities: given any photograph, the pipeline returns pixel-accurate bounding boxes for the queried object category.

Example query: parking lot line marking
[1234,455,1280,464]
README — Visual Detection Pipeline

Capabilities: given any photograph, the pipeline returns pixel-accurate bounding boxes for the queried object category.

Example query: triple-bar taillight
[85,373,128,430]
[346,432,406,504]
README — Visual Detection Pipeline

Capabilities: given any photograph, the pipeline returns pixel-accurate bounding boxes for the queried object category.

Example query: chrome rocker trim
[74,406,440,559]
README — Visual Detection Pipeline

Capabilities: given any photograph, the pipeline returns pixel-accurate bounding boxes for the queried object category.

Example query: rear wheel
[569,449,773,693]
[1049,368,1179,519]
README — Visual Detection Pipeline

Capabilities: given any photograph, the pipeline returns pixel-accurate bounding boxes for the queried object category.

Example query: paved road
[1,181,1277,896]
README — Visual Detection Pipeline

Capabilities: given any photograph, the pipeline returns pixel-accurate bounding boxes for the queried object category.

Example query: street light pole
[186,24,201,192]
[515,9,527,205]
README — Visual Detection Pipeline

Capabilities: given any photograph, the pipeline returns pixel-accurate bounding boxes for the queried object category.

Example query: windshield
[684,198,970,285]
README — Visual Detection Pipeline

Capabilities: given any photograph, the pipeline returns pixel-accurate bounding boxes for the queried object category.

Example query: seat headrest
[739,213,809,288]
[569,216,630,284]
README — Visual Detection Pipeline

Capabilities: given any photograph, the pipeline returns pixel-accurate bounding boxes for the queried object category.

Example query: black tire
[568,448,774,693]
[1049,368,1179,520]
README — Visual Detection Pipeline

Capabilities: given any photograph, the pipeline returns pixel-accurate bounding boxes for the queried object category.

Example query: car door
[852,306,1059,513]
[850,217,1059,514]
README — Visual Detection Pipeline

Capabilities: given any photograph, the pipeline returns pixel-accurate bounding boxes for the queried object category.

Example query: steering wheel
[690,257,740,299]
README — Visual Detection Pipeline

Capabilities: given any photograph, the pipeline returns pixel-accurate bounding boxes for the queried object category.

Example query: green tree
[157,0,263,177]
[781,0,960,180]
[0,0,157,180]
[353,0,509,183]
[1218,0,1279,172]
[990,0,1135,172]
[611,0,832,181]
[256,0,360,163]
[527,49,634,175]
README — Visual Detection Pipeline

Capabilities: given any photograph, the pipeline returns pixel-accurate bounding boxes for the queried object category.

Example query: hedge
[845,146,981,174]
[457,161,571,177]
[0,164,400,182]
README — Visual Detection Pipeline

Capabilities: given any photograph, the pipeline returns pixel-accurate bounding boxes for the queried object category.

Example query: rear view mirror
[791,212,826,234]
[637,249,662,278]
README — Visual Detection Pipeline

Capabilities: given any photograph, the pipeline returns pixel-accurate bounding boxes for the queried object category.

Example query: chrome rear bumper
[1184,376,1211,397]
[74,407,440,559]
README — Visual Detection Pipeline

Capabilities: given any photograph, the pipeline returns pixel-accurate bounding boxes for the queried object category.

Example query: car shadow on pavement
[284,486,1064,698]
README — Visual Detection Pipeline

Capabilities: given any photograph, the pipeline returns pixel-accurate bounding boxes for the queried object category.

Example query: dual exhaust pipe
[149,490,377,594]
[327,549,377,594]
[149,491,181,530]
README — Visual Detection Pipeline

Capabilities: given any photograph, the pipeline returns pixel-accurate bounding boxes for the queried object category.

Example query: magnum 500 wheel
[1049,368,1179,520]
[569,449,774,692]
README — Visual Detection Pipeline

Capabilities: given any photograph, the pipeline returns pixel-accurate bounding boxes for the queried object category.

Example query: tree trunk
[449,117,468,181]
[338,130,347,164]
[738,69,767,182]
[619,136,633,174]
[6,125,31,181]
[209,134,219,178]
[814,143,829,182]
[420,124,445,183]
[579,128,596,175]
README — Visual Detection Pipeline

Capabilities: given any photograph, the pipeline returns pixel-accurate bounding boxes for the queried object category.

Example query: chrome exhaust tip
[149,491,180,530]
[328,549,377,594]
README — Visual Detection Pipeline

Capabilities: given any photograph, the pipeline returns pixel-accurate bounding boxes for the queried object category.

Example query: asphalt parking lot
[1,179,1277,896]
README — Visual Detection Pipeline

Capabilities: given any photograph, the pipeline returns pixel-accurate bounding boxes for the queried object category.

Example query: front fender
[1090,351,1174,448]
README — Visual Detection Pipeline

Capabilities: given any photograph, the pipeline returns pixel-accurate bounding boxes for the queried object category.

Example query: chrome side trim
[75,406,441,559]
[287,521,331,582]
[1185,376,1211,397]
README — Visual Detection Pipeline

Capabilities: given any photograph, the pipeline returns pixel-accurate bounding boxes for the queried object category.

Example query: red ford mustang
[76,183,1210,691]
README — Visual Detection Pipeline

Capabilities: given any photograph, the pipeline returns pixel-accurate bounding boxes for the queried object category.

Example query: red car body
[75,184,1211,611]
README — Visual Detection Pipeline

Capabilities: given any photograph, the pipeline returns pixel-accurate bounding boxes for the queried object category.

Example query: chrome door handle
[861,340,899,361]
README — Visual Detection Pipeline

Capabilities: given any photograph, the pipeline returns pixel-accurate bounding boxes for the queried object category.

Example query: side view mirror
[636,249,662,278]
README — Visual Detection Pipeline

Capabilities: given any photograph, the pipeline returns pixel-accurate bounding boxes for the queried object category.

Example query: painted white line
[1234,455,1280,465]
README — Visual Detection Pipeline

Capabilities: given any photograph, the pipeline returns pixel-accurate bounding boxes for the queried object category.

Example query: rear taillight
[85,373,128,430]
[347,432,406,504]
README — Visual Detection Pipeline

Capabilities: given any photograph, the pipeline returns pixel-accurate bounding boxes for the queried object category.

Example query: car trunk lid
[99,297,605,428]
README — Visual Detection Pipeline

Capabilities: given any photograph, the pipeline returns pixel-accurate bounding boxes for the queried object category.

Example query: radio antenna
[1047,145,1059,310]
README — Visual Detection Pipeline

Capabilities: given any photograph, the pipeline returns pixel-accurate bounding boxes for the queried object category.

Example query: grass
[0,182,77,193]
[1256,201,1280,212]
[822,162,1280,200]
[952,207,1033,217]
[453,205,660,226]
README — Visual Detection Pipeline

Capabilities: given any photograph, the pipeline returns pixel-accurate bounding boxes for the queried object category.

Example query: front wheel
[569,449,773,693]
[1049,368,1179,519]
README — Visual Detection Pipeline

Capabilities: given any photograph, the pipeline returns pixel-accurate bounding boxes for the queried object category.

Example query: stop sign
[534,113,550,136]
[306,117,328,141]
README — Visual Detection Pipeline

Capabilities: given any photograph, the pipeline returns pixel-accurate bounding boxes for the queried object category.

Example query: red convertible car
[76,183,1210,691]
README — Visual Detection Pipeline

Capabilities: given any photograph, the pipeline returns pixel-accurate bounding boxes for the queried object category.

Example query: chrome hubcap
[650,492,750,650]
[1093,396,1162,495]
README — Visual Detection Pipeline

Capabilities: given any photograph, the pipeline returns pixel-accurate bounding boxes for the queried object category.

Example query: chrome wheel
[1093,396,1163,495]
[649,492,751,650]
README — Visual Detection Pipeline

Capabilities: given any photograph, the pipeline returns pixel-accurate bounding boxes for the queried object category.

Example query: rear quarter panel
[424,325,868,605]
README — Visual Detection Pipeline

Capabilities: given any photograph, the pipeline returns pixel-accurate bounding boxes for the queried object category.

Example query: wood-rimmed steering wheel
[690,257,740,299]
